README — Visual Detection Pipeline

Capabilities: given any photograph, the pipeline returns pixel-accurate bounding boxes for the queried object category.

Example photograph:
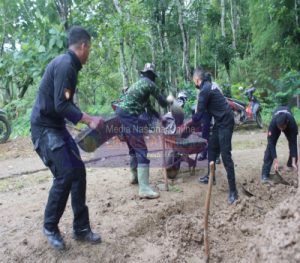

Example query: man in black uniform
[192,67,238,204]
[261,106,298,183]
[31,26,103,250]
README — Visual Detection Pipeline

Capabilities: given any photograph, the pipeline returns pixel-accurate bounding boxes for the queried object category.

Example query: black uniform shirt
[193,80,234,128]
[31,50,83,131]
[267,106,298,159]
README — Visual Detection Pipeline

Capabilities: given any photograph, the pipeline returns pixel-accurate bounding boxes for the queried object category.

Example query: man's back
[198,80,233,127]
[118,77,158,115]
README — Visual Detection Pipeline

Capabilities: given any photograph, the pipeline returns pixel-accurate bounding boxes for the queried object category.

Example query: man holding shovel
[192,67,238,205]
[261,106,298,183]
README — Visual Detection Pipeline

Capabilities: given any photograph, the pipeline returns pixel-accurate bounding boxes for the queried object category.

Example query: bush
[4,98,33,137]
[292,107,300,125]
[86,104,114,117]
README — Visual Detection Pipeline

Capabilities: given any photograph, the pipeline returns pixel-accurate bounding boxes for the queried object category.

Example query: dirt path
[0,130,298,262]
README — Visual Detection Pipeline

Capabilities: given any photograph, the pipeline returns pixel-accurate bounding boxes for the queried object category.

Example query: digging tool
[269,171,290,186]
[204,161,214,263]
[241,184,254,197]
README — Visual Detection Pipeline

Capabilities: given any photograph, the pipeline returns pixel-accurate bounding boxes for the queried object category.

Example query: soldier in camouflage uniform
[116,63,168,199]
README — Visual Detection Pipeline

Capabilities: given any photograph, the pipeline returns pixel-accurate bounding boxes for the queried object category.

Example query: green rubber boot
[130,155,138,185]
[137,164,160,199]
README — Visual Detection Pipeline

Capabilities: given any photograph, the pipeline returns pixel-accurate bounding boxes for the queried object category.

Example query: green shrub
[292,107,300,125]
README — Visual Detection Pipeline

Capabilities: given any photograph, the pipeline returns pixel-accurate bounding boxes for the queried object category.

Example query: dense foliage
[0,0,299,136]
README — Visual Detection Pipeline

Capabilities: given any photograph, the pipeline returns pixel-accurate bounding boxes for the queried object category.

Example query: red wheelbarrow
[163,120,207,179]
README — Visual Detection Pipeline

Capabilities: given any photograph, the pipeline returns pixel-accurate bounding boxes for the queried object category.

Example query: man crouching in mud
[31,26,103,250]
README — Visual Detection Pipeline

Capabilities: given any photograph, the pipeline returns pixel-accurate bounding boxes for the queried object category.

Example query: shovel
[269,171,290,186]
[204,161,215,263]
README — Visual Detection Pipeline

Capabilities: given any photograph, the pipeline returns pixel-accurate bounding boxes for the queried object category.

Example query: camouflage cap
[140,63,157,76]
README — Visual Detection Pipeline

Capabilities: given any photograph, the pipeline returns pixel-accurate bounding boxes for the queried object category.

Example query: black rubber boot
[43,228,65,250]
[73,229,102,244]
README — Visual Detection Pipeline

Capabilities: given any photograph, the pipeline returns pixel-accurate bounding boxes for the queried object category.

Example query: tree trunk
[221,0,226,37]
[17,76,33,99]
[154,1,168,91]
[0,23,6,57]
[164,33,173,85]
[113,0,129,89]
[177,0,190,81]
[230,0,237,50]
[214,55,217,80]
[194,10,201,69]
[119,40,129,89]
[54,0,69,30]
[0,35,5,57]
[295,0,299,28]
[149,33,156,64]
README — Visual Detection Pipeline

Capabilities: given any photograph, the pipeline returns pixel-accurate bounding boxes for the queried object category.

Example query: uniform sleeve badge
[268,131,272,136]
[64,89,71,100]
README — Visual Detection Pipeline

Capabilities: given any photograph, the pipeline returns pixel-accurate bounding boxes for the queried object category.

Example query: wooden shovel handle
[204,161,215,263]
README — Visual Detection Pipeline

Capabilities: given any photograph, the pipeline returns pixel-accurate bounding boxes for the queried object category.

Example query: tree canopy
[0,0,299,136]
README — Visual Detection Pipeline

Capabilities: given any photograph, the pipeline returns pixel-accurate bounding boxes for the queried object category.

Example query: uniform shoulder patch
[268,131,272,136]
[64,88,71,100]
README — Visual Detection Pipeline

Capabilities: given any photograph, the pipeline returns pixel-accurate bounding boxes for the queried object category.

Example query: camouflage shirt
[118,77,167,115]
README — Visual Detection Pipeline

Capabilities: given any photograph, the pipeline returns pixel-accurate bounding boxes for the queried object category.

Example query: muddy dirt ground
[0,129,299,263]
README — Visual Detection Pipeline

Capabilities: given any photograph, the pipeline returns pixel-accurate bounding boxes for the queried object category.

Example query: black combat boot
[261,173,270,184]
[215,156,221,164]
[227,173,238,204]
[73,228,102,244]
[43,227,65,250]
[261,162,272,184]
[198,174,216,185]
[228,188,238,205]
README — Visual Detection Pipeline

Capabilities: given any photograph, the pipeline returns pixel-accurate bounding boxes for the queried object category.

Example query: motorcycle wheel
[166,151,181,179]
[256,111,263,128]
[0,115,11,143]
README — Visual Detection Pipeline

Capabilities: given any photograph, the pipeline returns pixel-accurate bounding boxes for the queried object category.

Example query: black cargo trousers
[208,118,236,191]
[31,126,90,233]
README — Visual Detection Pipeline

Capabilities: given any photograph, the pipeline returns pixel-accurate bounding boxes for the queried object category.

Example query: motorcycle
[226,85,263,128]
[0,109,11,143]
